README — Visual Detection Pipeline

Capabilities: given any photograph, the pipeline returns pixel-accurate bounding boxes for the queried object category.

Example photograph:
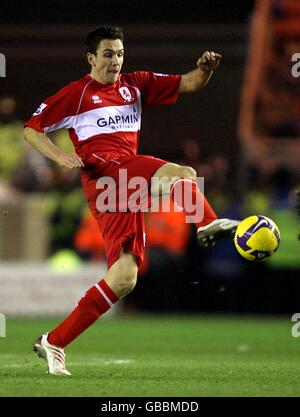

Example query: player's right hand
[56,152,84,168]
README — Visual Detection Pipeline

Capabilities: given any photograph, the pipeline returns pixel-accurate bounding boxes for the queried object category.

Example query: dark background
[1,0,254,25]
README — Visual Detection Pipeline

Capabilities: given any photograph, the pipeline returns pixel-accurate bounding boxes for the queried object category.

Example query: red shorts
[80,153,167,270]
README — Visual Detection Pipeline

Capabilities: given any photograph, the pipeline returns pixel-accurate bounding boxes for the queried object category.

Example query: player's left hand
[197,51,222,72]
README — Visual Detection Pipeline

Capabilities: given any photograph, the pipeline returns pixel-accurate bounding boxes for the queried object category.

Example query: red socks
[48,279,118,348]
[170,178,217,228]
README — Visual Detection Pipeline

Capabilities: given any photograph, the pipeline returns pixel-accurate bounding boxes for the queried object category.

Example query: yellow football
[234,215,280,261]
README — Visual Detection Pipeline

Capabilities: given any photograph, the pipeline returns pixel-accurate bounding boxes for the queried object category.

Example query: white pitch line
[104,359,134,365]
[1,364,24,368]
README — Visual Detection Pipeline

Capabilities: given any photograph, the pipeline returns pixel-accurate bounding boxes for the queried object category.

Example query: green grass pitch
[0,315,300,397]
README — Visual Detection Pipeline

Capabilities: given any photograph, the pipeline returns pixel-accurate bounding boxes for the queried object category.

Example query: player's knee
[107,252,138,297]
[117,255,138,295]
[118,267,138,295]
[178,165,197,179]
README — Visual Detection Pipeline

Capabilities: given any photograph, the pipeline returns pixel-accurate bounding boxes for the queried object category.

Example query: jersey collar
[86,74,119,90]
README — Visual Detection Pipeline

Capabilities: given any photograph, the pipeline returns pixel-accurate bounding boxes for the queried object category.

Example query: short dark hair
[84,26,124,55]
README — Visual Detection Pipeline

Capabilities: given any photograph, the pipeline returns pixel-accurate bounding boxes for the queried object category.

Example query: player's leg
[151,161,218,229]
[152,162,240,247]
[33,249,138,376]
[104,250,138,297]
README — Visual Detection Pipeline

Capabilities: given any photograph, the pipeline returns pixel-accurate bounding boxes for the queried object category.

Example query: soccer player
[24,26,240,375]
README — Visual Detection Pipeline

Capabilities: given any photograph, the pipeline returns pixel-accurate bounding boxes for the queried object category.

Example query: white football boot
[33,334,71,376]
[197,218,240,248]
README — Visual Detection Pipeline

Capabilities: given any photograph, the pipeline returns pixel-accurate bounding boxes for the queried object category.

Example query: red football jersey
[25,72,181,159]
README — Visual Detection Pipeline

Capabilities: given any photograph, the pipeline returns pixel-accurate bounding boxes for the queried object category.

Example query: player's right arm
[24,81,85,169]
[23,127,83,168]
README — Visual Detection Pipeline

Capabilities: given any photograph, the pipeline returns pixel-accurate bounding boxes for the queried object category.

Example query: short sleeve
[129,71,181,109]
[24,82,81,133]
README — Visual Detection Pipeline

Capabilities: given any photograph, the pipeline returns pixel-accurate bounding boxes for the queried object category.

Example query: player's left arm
[179,51,222,93]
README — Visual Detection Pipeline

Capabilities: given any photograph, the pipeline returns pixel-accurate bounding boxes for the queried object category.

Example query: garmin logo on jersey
[97,110,139,129]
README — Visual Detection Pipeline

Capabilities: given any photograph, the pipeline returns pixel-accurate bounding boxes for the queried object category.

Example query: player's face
[91,39,124,84]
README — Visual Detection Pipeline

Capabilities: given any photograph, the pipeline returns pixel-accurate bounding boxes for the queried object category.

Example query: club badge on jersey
[119,87,134,102]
